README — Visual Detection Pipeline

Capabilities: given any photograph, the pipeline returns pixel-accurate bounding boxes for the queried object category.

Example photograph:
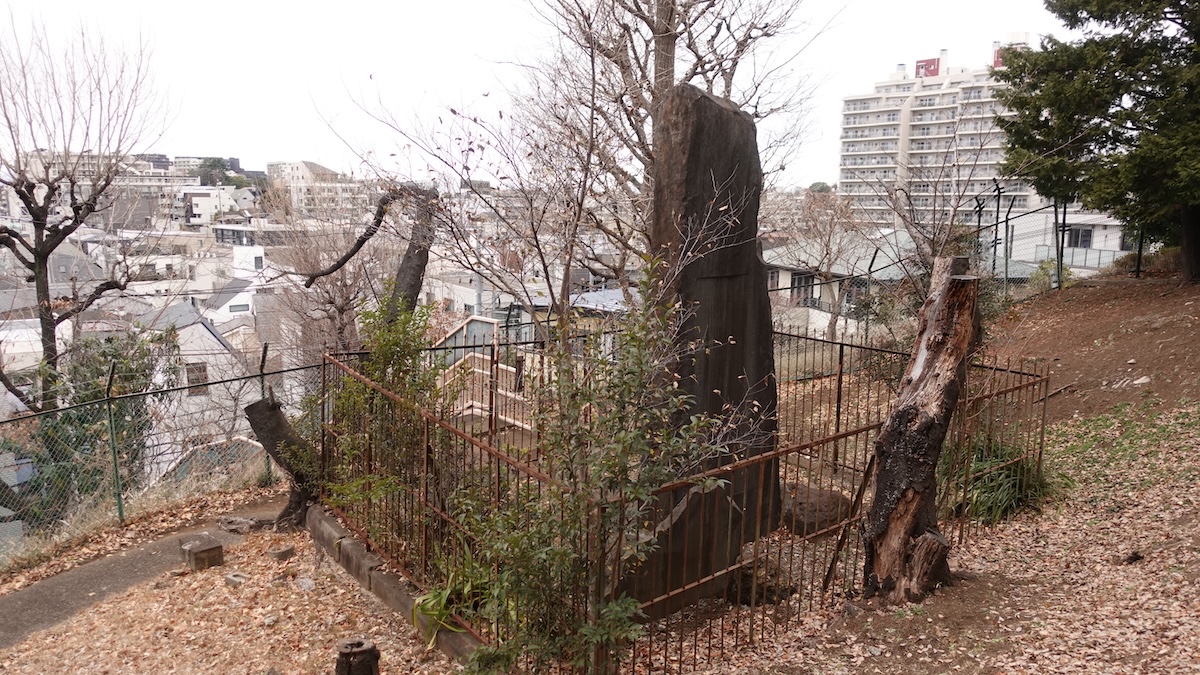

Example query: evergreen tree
[995,0,1200,281]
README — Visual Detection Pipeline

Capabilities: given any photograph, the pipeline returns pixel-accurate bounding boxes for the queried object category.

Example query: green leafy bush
[941,439,1069,525]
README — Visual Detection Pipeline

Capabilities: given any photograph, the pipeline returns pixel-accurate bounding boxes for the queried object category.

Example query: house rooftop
[201,278,252,310]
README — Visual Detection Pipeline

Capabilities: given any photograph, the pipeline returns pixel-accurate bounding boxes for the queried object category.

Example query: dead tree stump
[334,639,380,675]
[863,258,979,604]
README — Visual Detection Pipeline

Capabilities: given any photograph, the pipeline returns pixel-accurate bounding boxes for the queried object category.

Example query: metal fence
[0,364,321,565]
[317,332,1048,672]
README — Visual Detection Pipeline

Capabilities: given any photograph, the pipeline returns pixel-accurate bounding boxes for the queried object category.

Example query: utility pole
[991,179,1004,276]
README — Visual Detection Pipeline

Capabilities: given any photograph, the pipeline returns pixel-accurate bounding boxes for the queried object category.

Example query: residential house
[134,302,255,477]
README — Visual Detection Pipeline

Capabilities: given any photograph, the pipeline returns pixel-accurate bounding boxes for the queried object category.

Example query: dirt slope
[987,278,1200,423]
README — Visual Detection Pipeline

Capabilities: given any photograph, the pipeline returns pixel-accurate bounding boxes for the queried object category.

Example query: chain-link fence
[0,363,322,565]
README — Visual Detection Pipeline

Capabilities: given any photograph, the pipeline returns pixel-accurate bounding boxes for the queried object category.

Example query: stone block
[269,545,295,561]
[339,538,384,589]
[307,505,350,556]
[781,484,853,537]
[179,532,224,571]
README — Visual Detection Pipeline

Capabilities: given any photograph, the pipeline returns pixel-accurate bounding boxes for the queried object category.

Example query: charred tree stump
[245,392,319,529]
[334,639,380,675]
[863,258,979,604]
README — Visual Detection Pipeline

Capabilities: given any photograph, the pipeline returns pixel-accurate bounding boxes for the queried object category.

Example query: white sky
[7,0,1073,189]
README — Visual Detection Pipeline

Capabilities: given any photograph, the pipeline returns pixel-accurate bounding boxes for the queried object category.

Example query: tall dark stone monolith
[625,83,779,617]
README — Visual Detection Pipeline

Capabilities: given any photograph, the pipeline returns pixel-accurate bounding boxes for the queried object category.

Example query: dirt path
[0,497,283,651]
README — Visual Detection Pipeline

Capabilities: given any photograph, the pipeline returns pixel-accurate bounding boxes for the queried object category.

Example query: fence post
[105,362,126,524]
[259,343,272,483]
[832,342,845,468]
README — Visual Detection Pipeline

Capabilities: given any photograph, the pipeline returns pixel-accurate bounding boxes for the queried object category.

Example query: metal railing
[0,363,322,565]
[317,331,1048,672]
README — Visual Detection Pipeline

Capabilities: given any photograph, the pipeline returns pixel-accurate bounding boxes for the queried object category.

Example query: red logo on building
[915,58,940,77]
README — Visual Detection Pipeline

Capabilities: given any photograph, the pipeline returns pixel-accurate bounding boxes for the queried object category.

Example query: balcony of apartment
[914,97,958,109]
[912,126,956,139]
[843,99,880,112]
[841,128,900,140]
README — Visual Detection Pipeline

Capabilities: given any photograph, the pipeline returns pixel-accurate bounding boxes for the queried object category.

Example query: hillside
[989,278,1200,423]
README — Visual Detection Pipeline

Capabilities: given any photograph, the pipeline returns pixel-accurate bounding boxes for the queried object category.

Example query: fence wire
[0,364,322,565]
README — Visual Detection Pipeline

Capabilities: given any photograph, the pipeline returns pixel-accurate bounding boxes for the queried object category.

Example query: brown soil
[987,278,1200,423]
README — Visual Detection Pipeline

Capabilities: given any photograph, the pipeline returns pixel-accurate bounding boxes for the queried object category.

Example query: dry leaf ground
[1,280,1197,673]
[0,528,458,674]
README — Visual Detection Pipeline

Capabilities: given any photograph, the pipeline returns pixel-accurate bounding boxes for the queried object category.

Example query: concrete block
[179,532,224,571]
[368,570,415,617]
[338,538,384,589]
[306,505,350,556]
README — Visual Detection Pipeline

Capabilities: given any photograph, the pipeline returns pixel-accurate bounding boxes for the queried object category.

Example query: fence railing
[317,331,1048,672]
[0,363,322,565]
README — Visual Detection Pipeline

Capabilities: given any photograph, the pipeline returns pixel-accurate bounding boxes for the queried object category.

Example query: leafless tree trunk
[245,393,318,529]
[862,257,978,604]
[0,22,160,412]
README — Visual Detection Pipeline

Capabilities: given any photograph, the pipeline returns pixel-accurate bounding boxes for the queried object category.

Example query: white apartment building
[838,39,1125,271]
[265,161,372,220]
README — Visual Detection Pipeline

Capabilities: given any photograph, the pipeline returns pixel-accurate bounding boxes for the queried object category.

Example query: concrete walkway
[0,496,284,651]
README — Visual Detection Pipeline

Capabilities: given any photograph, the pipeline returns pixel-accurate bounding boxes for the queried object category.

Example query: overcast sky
[7,0,1073,188]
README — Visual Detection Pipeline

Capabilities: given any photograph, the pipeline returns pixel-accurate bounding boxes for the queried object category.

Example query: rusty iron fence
[317,331,1048,672]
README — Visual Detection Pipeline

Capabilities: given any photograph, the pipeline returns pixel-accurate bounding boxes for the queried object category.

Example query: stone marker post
[625,83,779,617]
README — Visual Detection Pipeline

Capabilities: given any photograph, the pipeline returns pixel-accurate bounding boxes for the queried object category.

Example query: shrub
[940,439,1068,525]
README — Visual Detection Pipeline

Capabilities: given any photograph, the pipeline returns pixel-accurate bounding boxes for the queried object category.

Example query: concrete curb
[304,505,482,663]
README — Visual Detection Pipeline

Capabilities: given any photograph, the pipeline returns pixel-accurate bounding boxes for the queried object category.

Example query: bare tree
[0,22,160,411]
[525,0,818,281]
[764,187,870,340]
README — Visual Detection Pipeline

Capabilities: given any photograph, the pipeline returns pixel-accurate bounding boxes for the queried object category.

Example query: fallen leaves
[0,529,459,674]
[0,485,285,598]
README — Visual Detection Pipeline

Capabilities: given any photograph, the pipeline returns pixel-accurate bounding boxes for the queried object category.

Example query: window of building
[186,363,209,396]
[254,256,263,270]
[790,273,815,303]
[228,303,250,313]
[1068,227,1093,249]
[767,269,780,292]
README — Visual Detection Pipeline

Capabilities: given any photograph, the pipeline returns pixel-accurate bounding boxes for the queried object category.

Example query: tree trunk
[244,393,319,529]
[863,258,978,604]
[33,253,60,414]
[384,186,438,323]
[1180,203,1200,283]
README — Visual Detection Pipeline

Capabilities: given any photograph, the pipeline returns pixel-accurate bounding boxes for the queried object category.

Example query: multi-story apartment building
[838,39,1125,271]
[1,153,200,230]
[265,160,373,220]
